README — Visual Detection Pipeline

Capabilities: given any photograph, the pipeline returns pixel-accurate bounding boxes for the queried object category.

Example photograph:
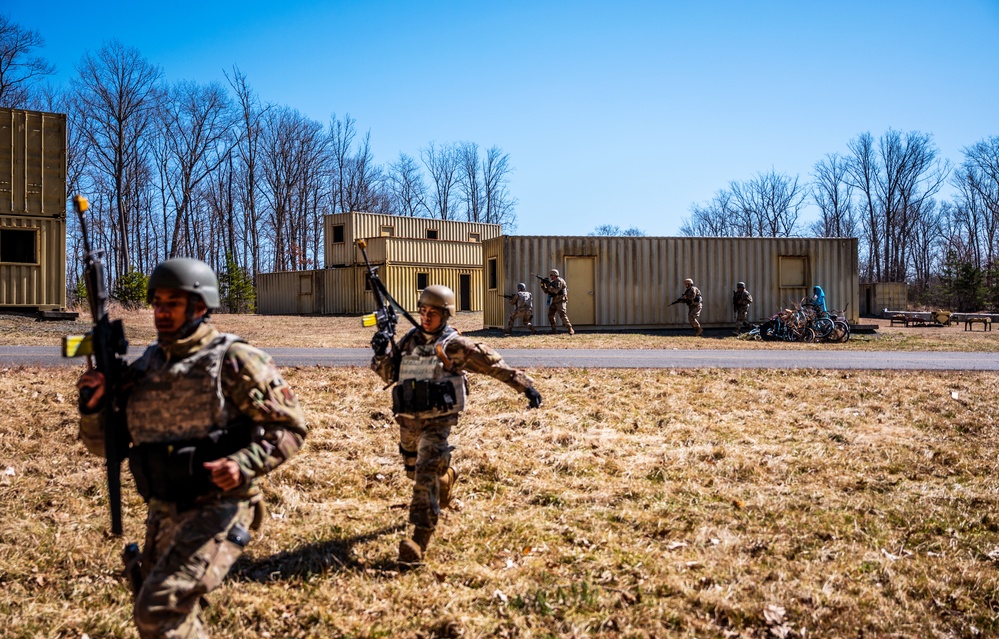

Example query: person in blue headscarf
[810,286,827,312]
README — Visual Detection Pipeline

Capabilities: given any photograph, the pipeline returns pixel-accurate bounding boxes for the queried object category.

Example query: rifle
[62,195,130,536]
[497,293,515,300]
[357,239,419,345]
[669,298,685,307]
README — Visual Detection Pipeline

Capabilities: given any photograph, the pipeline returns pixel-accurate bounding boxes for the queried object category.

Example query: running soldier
[76,258,307,639]
[505,282,536,335]
[371,285,543,566]
[732,281,754,334]
[541,268,574,335]
[673,277,704,337]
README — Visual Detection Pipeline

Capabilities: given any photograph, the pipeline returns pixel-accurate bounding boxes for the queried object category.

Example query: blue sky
[9,0,999,235]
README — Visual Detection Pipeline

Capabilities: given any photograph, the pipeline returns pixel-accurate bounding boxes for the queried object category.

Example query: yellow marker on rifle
[73,194,89,213]
[62,334,94,358]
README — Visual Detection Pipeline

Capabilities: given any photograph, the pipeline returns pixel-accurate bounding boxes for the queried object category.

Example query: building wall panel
[484,236,859,329]
[324,212,500,266]
[0,108,67,219]
[0,214,66,308]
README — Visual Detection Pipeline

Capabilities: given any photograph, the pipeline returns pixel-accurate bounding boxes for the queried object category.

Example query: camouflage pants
[507,308,534,332]
[548,299,572,331]
[397,415,456,530]
[687,304,702,329]
[735,305,750,329]
[133,498,255,639]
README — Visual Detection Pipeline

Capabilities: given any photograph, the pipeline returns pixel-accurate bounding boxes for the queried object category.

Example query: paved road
[3,345,997,371]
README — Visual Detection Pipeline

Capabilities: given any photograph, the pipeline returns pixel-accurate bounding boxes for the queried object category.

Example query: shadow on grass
[231,523,407,581]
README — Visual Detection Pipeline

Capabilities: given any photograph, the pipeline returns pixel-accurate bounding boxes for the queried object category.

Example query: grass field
[2,353,998,637]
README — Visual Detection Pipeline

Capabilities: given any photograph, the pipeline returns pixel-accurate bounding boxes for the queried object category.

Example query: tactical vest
[126,334,251,505]
[392,327,467,419]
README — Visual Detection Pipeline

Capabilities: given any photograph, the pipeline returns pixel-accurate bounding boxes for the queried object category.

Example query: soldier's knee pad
[399,443,417,480]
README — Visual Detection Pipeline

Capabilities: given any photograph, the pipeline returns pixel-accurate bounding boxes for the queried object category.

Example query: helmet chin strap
[158,295,208,343]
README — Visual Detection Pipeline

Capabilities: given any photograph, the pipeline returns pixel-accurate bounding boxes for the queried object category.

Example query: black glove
[370,330,392,356]
[525,387,543,409]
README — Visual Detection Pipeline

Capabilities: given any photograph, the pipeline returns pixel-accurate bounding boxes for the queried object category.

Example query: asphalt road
[3,345,998,371]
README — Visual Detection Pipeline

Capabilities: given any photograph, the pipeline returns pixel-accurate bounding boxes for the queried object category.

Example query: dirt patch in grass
[4,308,999,352]
[3,365,998,637]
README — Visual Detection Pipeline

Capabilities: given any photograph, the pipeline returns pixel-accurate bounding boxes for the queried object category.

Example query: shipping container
[324,212,500,267]
[860,282,908,316]
[0,108,67,310]
[257,263,484,315]
[483,235,859,330]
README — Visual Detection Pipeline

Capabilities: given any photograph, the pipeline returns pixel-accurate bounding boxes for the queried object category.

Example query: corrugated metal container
[483,236,859,329]
[860,282,908,316]
[258,264,484,315]
[324,212,500,267]
[0,108,66,219]
[0,214,67,309]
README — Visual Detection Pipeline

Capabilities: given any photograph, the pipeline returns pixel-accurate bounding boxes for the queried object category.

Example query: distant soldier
[76,258,307,639]
[371,284,543,566]
[732,281,754,334]
[672,277,703,337]
[506,282,536,335]
[541,268,574,335]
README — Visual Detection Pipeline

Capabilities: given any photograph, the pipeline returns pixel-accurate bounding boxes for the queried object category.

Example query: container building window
[469,233,480,242]
[332,224,345,243]
[0,228,37,264]
[417,273,428,290]
[488,257,497,290]
[779,256,807,287]
[426,229,438,239]
[380,226,395,237]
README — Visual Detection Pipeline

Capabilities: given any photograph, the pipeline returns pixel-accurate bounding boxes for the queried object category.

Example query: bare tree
[421,142,460,220]
[225,66,267,277]
[810,153,857,238]
[457,142,483,222]
[0,15,56,108]
[387,152,429,217]
[590,224,646,236]
[847,129,949,282]
[953,137,999,282]
[71,40,162,279]
[482,146,517,230]
[680,190,738,237]
[158,80,238,258]
[729,170,805,237]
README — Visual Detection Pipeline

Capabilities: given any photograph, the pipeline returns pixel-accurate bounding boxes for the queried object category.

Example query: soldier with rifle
[670,277,704,337]
[72,197,307,639]
[504,282,536,335]
[532,269,574,335]
[360,240,543,566]
[732,281,754,335]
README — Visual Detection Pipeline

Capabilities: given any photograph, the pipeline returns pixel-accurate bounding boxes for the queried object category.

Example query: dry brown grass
[3,365,998,638]
[4,307,999,351]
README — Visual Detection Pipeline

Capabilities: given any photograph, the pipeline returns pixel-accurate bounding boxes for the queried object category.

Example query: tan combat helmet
[549,269,559,277]
[683,278,693,287]
[147,258,220,310]
[418,284,457,319]
[517,282,527,291]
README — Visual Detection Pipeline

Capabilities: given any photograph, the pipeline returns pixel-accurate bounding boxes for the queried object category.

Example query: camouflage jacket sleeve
[444,334,535,393]
[221,342,308,481]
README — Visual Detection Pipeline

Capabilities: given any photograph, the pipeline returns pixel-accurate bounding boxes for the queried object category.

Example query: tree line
[0,17,517,310]
[679,131,999,312]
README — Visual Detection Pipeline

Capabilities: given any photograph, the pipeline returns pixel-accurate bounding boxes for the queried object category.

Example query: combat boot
[439,466,458,509]
[695,327,703,337]
[529,325,536,335]
[550,327,558,334]
[398,526,433,565]
[568,326,575,336]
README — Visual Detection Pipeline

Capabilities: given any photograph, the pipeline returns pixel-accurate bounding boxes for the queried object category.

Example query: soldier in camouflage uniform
[505,282,536,335]
[541,268,574,335]
[732,281,753,334]
[76,258,307,639]
[370,284,543,565]
[674,277,704,337]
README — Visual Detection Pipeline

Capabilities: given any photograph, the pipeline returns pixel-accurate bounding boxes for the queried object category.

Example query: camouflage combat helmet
[147,258,220,310]
[549,269,559,277]
[737,282,746,289]
[684,278,693,287]
[517,282,527,291]
[418,284,457,316]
